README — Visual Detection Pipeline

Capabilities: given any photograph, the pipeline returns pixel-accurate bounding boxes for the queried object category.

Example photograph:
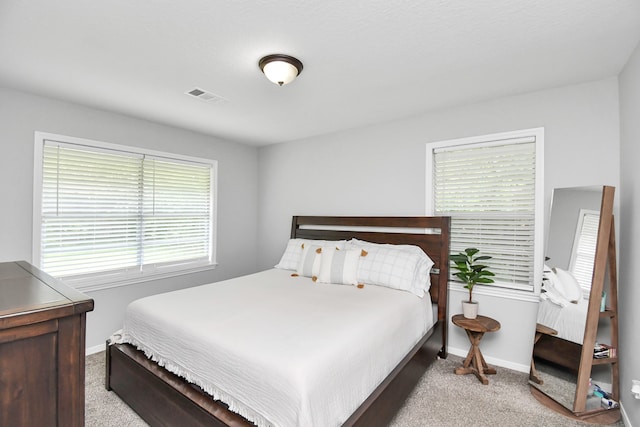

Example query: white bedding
[117,268,434,427]
[536,297,588,344]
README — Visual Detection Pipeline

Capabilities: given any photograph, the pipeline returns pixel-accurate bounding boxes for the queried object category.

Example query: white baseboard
[620,402,632,427]
[448,346,530,373]
[86,343,106,356]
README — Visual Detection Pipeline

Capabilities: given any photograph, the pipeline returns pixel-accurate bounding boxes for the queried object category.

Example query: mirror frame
[573,185,617,412]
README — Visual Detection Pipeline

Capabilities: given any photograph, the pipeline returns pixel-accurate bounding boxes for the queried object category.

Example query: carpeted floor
[85,352,147,427]
[86,352,625,427]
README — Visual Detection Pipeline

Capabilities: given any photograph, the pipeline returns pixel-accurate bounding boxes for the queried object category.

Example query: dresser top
[0,261,93,324]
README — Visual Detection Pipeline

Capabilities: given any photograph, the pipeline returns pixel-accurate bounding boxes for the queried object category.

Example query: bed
[106,216,450,427]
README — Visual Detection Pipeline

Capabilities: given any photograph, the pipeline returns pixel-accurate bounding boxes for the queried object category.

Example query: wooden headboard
[290,216,451,324]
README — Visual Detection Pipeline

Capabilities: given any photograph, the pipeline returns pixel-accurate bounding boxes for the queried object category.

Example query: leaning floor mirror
[529,186,619,424]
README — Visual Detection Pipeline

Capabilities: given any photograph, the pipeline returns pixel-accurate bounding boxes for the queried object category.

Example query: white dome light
[259,54,303,86]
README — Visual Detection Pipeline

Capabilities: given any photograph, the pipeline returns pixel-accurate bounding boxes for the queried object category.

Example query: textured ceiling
[1,1,639,146]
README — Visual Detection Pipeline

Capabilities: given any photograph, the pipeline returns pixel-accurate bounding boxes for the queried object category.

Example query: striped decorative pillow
[296,245,323,279]
[275,239,347,271]
[317,247,365,286]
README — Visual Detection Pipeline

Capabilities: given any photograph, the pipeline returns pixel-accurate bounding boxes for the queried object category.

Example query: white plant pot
[462,301,479,319]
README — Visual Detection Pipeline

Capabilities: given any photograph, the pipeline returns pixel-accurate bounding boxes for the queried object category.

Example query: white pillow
[349,238,427,257]
[317,247,364,286]
[541,265,570,307]
[347,239,434,297]
[275,239,347,271]
[554,267,583,303]
[297,244,323,279]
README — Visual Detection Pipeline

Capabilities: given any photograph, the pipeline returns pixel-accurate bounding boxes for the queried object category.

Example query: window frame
[33,131,218,292]
[426,128,544,302]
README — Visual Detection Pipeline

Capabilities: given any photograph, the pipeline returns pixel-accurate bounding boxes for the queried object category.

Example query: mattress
[116,268,434,427]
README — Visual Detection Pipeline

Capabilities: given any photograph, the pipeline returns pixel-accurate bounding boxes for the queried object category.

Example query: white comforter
[537,297,588,344]
[118,268,433,427]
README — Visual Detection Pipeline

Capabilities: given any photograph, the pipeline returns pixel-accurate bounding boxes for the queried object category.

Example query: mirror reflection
[539,186,602,345]
[530,186,603,411]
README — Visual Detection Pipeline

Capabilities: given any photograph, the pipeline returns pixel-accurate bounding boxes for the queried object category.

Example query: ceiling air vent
[185,87,228,105]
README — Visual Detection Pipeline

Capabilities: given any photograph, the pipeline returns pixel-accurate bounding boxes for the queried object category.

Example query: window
[33,132,217,291]
[426,128,544,294]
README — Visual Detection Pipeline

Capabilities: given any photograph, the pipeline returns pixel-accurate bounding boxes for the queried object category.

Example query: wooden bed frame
[106,216,450,427]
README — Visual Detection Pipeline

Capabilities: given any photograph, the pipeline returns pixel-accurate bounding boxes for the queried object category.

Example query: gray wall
[619,39,640,426]
[258,78,621,372]
[0,87,259,349]
[1,68,634,420]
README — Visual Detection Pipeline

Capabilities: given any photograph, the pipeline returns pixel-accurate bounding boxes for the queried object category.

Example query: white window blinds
[431,135,539,292]
[37,138,214,287]
[569,209,600,295]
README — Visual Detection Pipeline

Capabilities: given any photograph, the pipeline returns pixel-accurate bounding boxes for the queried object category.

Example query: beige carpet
[86,352,624,427]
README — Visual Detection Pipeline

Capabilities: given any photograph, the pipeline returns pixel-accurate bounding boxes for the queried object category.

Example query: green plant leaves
[450,247,495,289]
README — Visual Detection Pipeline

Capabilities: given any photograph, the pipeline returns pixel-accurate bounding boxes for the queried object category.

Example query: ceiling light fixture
[259,54,303,86]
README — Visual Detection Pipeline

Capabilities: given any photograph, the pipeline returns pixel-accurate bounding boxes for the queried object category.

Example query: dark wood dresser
[0,261,94,427]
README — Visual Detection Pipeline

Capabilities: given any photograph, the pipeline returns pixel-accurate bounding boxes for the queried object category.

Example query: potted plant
[451,248,495,319]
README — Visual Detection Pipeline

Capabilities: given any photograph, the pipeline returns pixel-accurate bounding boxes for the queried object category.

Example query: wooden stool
[529,323,558,384]
[452,314,501,385]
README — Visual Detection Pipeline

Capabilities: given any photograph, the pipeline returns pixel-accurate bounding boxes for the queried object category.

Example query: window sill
[448,282,540,303]
[59,263,219,293]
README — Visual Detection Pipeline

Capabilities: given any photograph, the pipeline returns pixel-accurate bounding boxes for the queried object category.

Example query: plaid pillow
[348,239,434,297]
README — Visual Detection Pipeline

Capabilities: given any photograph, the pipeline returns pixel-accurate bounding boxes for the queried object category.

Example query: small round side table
[452,314,501,385]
